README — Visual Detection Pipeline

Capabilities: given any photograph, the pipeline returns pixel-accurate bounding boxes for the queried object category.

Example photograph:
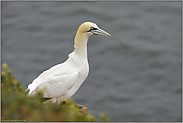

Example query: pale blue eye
[87,27,98,32]
[90,27,98,30]
[90,27,94,30]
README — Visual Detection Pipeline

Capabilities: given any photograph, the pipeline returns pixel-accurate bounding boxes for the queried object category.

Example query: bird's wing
[28,71,79,98]
[36,63,66,80]
[27,62,68,92]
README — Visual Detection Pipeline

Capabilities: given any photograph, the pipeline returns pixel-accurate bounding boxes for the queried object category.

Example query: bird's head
[77,22,111,37]
[74,22,111,49]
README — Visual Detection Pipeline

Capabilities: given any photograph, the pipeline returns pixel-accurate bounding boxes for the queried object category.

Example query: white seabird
[26,22,111,104]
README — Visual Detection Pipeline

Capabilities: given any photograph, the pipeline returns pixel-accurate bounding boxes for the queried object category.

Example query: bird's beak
[91,28,111,37]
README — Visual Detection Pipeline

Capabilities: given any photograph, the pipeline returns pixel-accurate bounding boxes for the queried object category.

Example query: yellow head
[74,22,111,49]
[77,22,111,37]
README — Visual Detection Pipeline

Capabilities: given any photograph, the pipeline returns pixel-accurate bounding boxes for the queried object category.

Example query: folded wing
[27,71,79,98]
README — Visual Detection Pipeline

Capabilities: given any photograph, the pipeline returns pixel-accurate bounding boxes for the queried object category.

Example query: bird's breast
[67,51,89,83]
[78,64,89,81]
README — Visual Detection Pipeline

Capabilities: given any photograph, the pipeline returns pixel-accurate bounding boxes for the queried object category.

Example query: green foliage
[1,63,110,122]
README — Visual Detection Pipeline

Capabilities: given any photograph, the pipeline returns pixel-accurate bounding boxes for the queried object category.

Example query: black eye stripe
[90,27,98,30]
[87,27,98,32]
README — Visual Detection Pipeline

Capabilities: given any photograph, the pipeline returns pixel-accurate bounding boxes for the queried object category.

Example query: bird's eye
[90,27,97,30]
[87,27,98,32]
[90,27,94,30]
[87,27,97,32]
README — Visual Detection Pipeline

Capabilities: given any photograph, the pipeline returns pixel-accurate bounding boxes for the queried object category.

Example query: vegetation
[1,63,110,122]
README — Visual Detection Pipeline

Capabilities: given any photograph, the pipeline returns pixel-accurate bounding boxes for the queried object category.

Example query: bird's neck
[73,32,89,57]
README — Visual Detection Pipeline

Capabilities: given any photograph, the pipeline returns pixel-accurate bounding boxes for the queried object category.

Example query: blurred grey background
[2,1,181,122]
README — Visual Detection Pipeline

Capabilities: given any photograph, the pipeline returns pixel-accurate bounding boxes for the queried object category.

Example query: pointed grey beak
[91,28,111,37]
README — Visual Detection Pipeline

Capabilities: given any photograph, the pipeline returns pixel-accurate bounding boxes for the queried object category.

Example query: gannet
[26,22,111,104]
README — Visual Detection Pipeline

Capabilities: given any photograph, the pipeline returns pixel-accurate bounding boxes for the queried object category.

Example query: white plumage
[26,22,111,104]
